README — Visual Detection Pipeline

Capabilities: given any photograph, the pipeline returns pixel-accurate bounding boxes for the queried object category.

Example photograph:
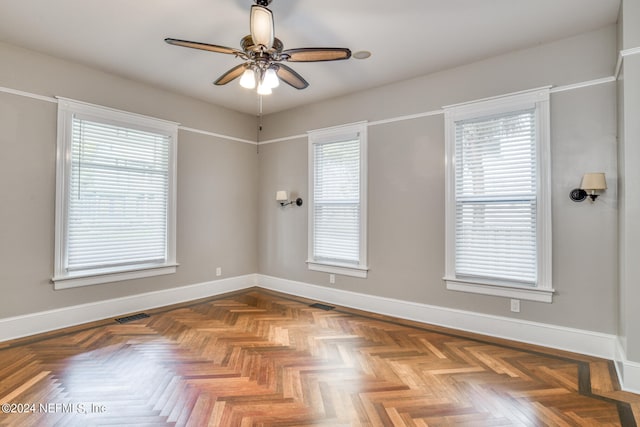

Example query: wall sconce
[570,173,607,202]
[276,190,303,207]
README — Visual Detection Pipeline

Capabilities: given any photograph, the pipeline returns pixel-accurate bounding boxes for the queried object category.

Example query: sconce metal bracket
[570,188,587,202]
[279,197,303,207]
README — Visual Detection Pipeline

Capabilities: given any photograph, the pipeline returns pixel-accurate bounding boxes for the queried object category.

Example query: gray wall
[258,25,619,333]
[0,42,258,318]
[0,23,625,340]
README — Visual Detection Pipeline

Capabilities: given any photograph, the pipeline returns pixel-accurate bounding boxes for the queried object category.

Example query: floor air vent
[115,313,150,324]
[309,303,335,311]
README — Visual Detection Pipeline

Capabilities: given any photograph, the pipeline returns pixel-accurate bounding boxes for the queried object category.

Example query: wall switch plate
[329,274,335,284]
[216,267,222,277]
[510,299,520,313]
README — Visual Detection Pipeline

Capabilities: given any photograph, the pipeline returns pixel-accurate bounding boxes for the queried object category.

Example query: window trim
[307,121,368,278]
[53,97,179,289]
[443,88,553,302]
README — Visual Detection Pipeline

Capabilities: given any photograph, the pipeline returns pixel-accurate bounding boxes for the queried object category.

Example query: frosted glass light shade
[580,173,607,190]
[276,190,288,202]
[263,67,280,89]
[239,68,256,89]
[257,81,272,95]
[250,5,274,48]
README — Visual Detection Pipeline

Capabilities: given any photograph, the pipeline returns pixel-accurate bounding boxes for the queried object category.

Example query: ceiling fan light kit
[165,0,351,96]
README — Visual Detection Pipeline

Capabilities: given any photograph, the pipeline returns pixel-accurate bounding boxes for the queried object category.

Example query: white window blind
[54,98,178,289]
[67,116,170,272]
[455,109,537,284]
[313,138,361,264]
[307,121,368,278]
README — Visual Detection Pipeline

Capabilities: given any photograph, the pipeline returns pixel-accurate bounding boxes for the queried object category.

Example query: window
[443,88,553,302]
[307,122,368,278]
[53,98,178,289]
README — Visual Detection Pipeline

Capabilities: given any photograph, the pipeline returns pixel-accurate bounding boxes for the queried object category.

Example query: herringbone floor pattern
[0,288,638,426]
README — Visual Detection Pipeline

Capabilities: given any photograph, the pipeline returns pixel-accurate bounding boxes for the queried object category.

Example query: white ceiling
[0,0,620,115]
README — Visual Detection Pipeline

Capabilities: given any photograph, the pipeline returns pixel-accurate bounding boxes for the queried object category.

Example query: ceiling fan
[165,0,352,95]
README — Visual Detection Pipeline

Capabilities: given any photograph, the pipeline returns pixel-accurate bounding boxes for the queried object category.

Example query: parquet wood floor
[0,288,639,426]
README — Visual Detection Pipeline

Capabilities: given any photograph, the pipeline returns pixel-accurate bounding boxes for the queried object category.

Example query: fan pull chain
[256,95,263,154]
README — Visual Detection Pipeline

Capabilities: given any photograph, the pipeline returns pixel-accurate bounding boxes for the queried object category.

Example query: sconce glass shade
[239,68,256,89]
[276,190,288,202]
[580,173,607,191]
[250,5,274,49]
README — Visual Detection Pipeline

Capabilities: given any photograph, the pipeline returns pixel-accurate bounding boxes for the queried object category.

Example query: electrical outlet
[510,299,520,313]
[216,267,222,277]
[329,274,335,284]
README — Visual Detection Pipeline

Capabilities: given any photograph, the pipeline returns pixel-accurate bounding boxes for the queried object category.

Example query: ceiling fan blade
[214,63,249,86]
[282,48,351,62]
[165,38,244,56]
[275,64,309,90]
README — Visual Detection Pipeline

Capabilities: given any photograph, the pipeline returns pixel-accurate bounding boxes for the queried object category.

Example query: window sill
[307,261,368,278]
[444,277,554,303]
[52,263,179,290]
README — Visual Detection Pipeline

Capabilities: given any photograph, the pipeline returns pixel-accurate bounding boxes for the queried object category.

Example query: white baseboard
[257,274,617,360]
[615,338,640,394]
[0,274,257,342]
[621,362,640,394]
